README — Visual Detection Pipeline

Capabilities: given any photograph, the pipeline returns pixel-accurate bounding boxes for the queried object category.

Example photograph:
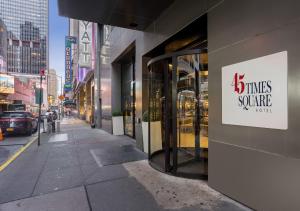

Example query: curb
[0,136,38,172]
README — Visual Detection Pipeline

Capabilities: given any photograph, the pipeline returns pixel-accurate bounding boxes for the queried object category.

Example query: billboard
[0,74,14,94]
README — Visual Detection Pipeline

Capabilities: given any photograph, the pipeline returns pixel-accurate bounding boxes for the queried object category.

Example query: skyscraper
[0,0,48,75]
[47,68,58,105]
[0,18,7,73]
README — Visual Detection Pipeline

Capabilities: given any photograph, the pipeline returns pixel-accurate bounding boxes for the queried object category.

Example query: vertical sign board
[222,51,288,130]
[65,36,77,92]
[79,21,92,69]
[91,23,96,70]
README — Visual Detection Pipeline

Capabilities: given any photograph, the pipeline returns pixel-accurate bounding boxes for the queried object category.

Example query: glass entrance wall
[148,49,208,178]
[122,63,135,137]
[148,58,172,171]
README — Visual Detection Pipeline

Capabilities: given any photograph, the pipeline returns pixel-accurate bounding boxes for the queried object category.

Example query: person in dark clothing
[46,112,53,134]
[52,111,57,132]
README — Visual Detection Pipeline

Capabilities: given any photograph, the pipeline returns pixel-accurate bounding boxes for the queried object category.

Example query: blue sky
[49,0,68,80]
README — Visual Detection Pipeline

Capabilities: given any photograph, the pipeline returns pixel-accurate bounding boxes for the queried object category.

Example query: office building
[0,0,48,74]
[47,69,58,105]
[0,18,7,73]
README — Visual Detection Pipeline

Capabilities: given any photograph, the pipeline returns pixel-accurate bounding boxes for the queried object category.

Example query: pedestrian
[47,111,53,134]
[52,111,57,132]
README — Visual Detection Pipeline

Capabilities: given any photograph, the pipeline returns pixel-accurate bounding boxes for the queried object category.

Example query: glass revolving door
[148,49,208,179]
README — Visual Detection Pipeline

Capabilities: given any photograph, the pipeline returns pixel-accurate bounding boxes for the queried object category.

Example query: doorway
[148,49,208,179]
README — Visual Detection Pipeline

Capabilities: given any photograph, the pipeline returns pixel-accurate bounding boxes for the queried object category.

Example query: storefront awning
[57,0,174,30]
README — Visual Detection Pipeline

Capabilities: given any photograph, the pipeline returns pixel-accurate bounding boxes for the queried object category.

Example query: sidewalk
[0,118,251,211]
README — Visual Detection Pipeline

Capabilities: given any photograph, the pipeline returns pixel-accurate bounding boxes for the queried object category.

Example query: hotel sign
[222,51,287,130]
[79,21,92,68]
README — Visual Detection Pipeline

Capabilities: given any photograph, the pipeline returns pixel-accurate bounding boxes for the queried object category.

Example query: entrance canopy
[57,0,174,30]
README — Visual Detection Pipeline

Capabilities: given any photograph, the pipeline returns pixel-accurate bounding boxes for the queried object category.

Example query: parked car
[0,111,38,136]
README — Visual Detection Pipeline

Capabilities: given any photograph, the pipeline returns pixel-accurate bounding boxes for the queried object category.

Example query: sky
[49,0,68,81]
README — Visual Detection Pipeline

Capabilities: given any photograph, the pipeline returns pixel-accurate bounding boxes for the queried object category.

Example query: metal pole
[60,75,63,120]
[37,75,43,146]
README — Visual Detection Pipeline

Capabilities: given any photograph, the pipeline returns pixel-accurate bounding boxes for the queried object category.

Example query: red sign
[40,69,45,76]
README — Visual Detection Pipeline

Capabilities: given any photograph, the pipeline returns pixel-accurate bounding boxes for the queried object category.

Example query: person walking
[52,110,57,132]
[47,111,53,134]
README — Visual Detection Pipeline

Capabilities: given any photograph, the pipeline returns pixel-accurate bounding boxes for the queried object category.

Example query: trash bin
[56,121,60,132]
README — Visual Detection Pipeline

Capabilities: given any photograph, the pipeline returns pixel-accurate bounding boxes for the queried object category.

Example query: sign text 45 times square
[222,51,287,130]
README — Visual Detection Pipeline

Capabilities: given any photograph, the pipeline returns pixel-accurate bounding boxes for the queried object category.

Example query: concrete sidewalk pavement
[0,118,251,211]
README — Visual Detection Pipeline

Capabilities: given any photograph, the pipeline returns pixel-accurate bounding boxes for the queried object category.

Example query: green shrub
[142,111,149,122]
[112,111,122,117]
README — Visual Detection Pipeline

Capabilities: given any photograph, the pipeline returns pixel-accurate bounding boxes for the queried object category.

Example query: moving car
[0,111,38,136]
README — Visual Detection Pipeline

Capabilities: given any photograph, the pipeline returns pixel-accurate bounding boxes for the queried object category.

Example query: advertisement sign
[79,21,92,68]
[222,51,287,130]
[0,74,14,94]
[65,36,77,92]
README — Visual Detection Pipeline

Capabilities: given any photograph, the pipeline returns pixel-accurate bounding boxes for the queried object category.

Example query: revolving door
[148,49,208,179]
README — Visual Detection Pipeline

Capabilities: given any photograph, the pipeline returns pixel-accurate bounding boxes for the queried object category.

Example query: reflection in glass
[122,63,135,137]
[176,53,208,177]
[149,60,166,170]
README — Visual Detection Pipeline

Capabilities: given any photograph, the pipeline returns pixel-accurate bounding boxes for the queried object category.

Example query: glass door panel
[122,63,134,137]
[176,54,199,168]
[149,60,165,171]
[175,52,208,177]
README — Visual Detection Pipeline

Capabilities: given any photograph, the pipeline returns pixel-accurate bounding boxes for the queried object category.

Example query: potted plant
[112,111,124,135]
[142,111,162,153]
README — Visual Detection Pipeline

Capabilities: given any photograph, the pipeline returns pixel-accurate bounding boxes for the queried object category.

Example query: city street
[0,118,251,211]
[0,132,38,165]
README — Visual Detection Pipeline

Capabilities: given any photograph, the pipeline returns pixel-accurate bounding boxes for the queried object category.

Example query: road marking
[0,136,37,172]
[90,149,103,167]
[48,134,68,142]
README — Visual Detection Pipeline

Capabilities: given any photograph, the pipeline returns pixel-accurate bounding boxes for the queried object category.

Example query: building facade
[0,18,7,73]
[0,0,48,75]
[59,1,300,210]
[69,19,97,123]
[47,69,58,105]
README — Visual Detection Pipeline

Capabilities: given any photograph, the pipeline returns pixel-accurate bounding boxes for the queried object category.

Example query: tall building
[47,69,58,105]
[0,18,7,73]
[0,0,48,75]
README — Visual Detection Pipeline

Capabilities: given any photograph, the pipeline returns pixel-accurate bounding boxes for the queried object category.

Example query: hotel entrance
[147,49,208,179]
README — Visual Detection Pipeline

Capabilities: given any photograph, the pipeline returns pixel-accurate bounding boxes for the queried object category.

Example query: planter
[142,121,162,153]
[142,121,148,153]
[112,116,124,135]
